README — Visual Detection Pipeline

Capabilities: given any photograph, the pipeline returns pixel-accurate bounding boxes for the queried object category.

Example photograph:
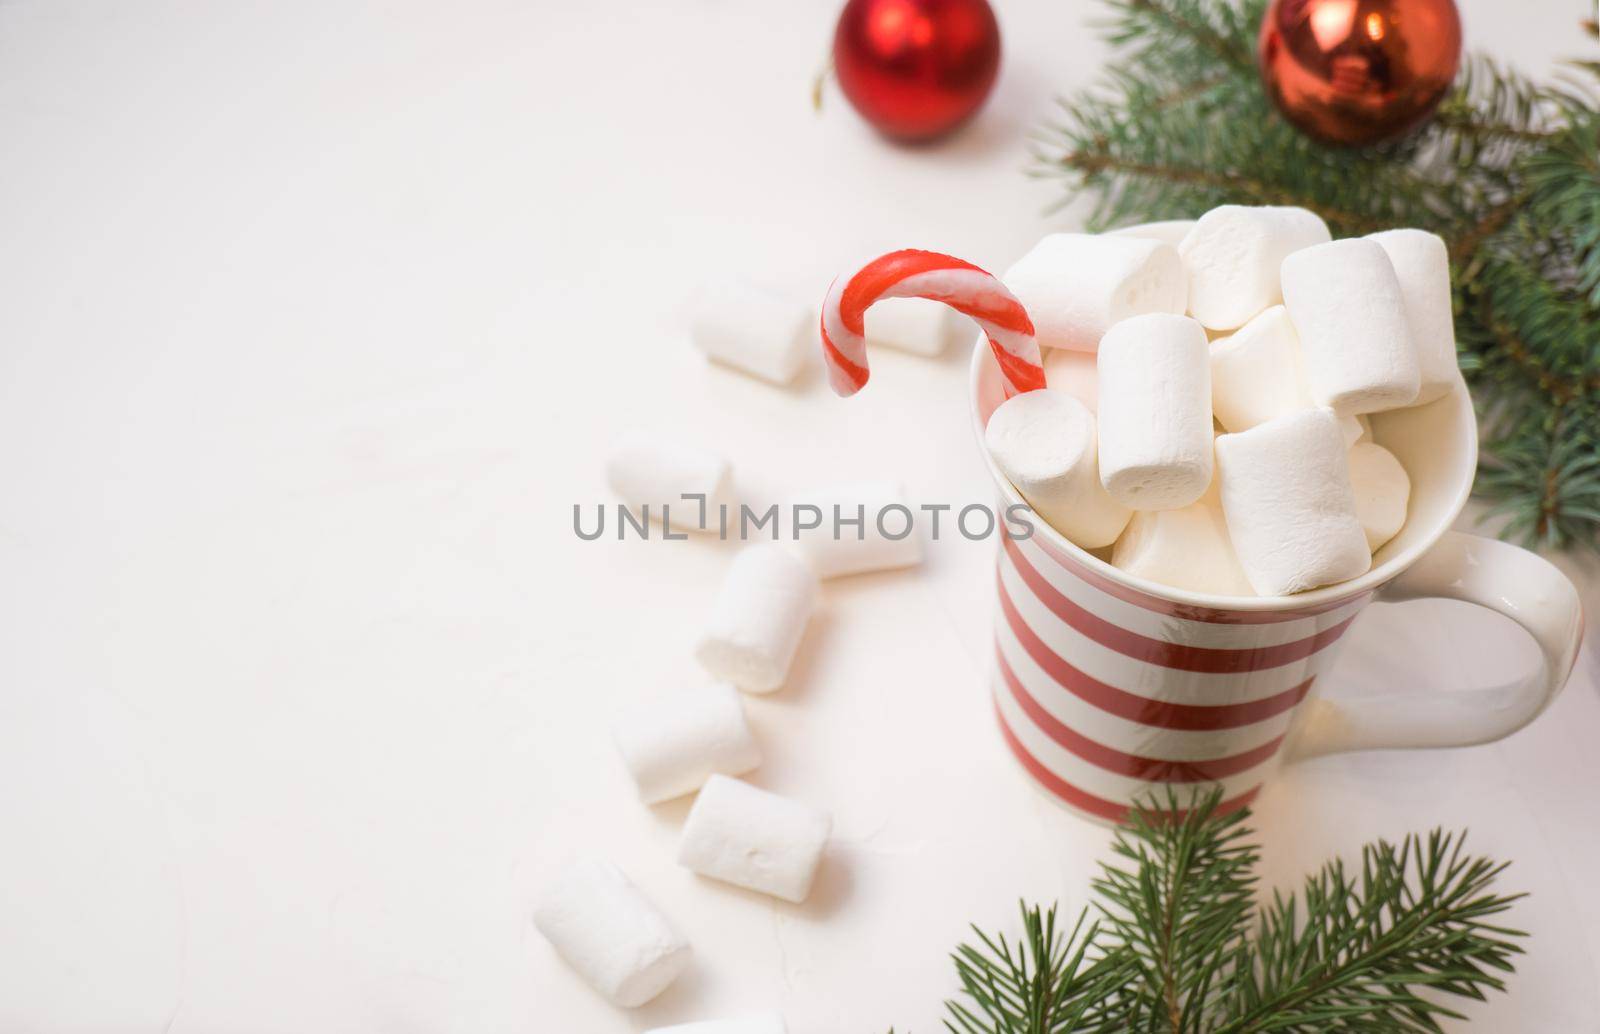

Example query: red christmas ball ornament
[832,0,1002,142]
[1259,0,1462,146]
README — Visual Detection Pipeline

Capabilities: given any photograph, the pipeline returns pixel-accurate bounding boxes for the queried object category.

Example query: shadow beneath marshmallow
[796,846,854,920]
[679,848,853,922]
[644,792,697,834]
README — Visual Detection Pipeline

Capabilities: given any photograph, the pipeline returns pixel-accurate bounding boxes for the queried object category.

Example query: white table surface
[2,1,1596,1030]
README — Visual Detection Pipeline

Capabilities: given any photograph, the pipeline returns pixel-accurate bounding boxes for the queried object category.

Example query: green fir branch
[1090,796,1258,1030]
[1216,831,1524,1032]
[893,789,1526,1033]
[1030,0,1600,552]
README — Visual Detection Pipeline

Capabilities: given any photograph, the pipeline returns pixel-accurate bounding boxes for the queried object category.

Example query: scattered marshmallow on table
[985,389,1130,549]
[690,279,812,386]
[1281,238,1420,416]
[532,858,691,1008]
[646,1013,788,1034]
[695,544,817,693]
[1366,228,1460,404]
[1096,313,1214,510]
[1348,441,1411,551]
[1112,480,1254,596]
[1178,205,1331,331]
[677,775,831,904]
[788,480,923,578]
[612,683,761,804]
[863,296,958,356]
[1215,408,1371,596]
[1001,233,1186,353]
[1208,305,1312,433]
[606,432,734,534]
[1107,219,1196,247]
[1043,346,1100,412]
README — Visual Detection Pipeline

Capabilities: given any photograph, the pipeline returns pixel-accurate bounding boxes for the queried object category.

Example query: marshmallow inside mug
[969,330,1475,607]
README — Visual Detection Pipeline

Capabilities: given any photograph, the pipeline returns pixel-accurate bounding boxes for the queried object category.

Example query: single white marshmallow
[1178,205,1332,330]
[1207,309,1364,446]
[863,296,958,357]
[690,280,812,385]
[1111,480,1254,596]
[646,1014,788,1034]
[1208,306,1312,432]
[695,545,817,693]
[1097,313,1214,510]
[1348,441,1411,551]
[985,389,1131,549]
[1042,347,1099,412]
[788,481,923,578]
[606,432,734,534]
[1366,228,1459,404]
[1281,238,1421,416]
[612,683,762,804]
[1107,220,1197,247]
[677,775,830,904]
[1001,233,1186,353]
[1215,408,1371,595]
[532,859,691,1008]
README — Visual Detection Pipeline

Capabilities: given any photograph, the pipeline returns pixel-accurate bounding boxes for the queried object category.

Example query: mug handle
[1287,530,1585,759]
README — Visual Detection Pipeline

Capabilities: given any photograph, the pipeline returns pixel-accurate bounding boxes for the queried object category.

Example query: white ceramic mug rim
[966,340,1479,613]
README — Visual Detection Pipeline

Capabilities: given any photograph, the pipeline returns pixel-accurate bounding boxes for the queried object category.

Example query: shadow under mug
[968,332,1585,825]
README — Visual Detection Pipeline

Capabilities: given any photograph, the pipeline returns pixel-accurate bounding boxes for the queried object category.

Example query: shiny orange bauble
[1259,0,1462,146]
[833,0,1001,142]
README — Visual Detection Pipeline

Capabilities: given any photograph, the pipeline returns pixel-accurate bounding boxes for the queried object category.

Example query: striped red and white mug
[969,326,1585,825]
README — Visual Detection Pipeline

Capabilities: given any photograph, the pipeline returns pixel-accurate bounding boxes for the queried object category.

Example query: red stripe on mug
[1019,530,1370,625]
[995,701,1261,823]
[996,647,1285,781]
[1003,535,1358,673]
[998,578,1315,730]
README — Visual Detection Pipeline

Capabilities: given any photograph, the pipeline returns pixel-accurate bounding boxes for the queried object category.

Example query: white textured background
[0,1,1596,1030]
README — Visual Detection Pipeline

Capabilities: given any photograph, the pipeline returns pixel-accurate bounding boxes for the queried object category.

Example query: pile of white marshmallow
[987,205,1455,597]
[536,437,922,1026]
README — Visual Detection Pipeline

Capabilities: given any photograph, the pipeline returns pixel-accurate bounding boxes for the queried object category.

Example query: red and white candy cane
[820,249,1047,398]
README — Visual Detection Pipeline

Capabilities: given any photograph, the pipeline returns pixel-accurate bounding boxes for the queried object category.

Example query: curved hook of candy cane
[819,248,1047,399]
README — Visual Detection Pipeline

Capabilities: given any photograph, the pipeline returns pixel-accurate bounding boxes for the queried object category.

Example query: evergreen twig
[893,788,1525,1033]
